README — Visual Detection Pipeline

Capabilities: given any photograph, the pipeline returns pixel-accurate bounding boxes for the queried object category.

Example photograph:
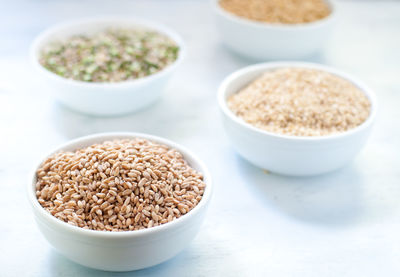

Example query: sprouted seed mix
[228,68,371,137]
[39,28,179,82]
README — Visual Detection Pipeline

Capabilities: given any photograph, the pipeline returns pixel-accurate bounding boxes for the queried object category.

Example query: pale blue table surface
[0,0,399,276]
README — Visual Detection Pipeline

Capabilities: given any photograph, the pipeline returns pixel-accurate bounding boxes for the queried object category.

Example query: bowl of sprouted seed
[31,17,185,116]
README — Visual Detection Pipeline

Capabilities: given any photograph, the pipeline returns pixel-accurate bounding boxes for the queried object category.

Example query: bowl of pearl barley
[218,62,376,176]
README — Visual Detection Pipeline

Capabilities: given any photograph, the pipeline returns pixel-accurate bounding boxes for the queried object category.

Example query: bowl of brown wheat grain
[28,132,212,271]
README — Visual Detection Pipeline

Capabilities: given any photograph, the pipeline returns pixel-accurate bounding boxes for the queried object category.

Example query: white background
[1,0,400,276]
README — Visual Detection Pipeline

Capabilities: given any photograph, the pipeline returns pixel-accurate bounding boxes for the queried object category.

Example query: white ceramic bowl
[218,62,376,176]
[30,17,185,116]
[212,0,336,60]
[28,133,212,271]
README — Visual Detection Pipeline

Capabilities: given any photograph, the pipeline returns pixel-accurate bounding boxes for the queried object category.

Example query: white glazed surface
[218,62,376,176]
[212,0,336,60]
[28,133,212,271]
[30,17,185,116]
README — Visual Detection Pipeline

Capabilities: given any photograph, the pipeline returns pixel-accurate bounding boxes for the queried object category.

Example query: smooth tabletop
[0,0,400,276]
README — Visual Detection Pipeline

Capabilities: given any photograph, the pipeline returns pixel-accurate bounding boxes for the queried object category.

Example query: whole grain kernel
[219,0,331,24]
[227,68,371,137]
[35,138,205,232]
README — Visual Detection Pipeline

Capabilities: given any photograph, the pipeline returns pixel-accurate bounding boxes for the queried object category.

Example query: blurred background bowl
[212,0,336,61]
[30,17,185,116]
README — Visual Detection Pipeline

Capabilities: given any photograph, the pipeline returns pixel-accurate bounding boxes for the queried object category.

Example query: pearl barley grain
[227,68,371,137]
[35,139,205,232]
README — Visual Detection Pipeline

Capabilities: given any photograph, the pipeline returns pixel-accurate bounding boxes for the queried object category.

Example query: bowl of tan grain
[212,0,336,60]
[218,62,376,176]
[28,132,212,271]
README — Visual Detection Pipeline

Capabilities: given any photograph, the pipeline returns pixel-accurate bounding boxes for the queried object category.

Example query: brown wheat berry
[35,138,206,232]
[219,0,331,24]
[227,68,371,137]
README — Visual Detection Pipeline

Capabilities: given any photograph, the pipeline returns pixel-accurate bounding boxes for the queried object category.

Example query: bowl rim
[29,16,186,89]
[218,61,377,142]
[28,132,212,238]
[211,0,336,30]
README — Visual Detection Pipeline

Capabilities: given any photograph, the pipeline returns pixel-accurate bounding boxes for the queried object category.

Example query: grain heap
[219,0,331,24]
[40,28,179,82]
[35,138,205,231]
[227,68,371,136]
